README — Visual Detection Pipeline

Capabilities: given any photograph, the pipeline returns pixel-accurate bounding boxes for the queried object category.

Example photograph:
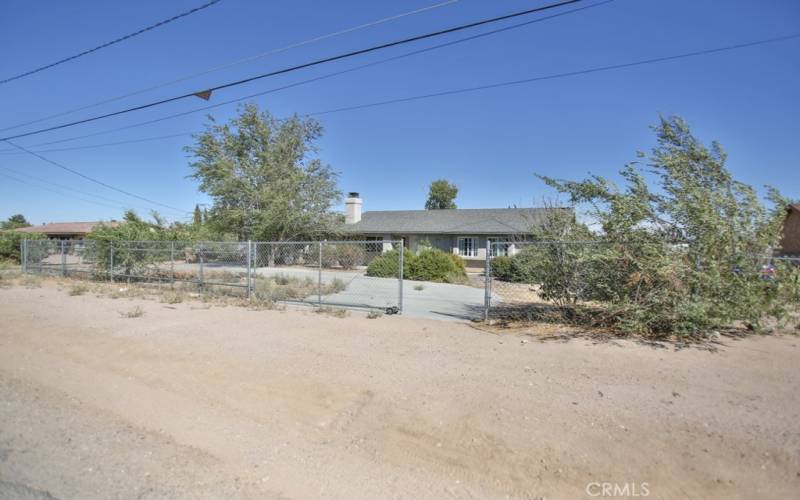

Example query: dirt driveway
[1,280,798,499]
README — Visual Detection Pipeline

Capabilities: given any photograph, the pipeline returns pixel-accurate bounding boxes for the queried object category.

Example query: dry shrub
[68,283,89,296]
[253,274,346,301]
[315,306,348,318]
[120,306,144,318]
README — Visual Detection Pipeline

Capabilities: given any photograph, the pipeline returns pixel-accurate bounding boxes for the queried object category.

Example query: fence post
[484,238,491,322]
[253,242,259,296]
[109,242,114,282]
[170,241,175,285]
[318,241,323,307]
[199,244,204,289]
[60,240,67,277]
[246,240,252,300]
[20,239,27,274]
[398,239,404,314]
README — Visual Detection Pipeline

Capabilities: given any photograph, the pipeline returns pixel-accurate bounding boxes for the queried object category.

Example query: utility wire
[311,33,800,116]
[4,33,794,215]
[0,132,194,155]
[4,30,797,156]
[0,170,131,211]
[1,139,190,214]
[0,0,460,133]
[0,164,150,210]
[0,0,223,86]
[0,0,611,152]
[0,0,583,141]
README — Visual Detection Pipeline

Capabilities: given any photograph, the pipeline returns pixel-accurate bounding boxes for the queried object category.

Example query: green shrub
[367,248,466,283]
[448,253,466,273]
[0,231,45,263]
[366,248,414,278]
[491,256,513,280]
[491,248,541,283]
[408,248,466,283]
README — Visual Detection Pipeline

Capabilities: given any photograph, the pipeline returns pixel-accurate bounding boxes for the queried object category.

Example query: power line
[0,0,612,153]
[329,33,800,117]
[0,132,193,155]
[0,0,460,133]
[1,139,190,215]
[0,0,584,141]
[0,0,224,86]
[311,33,800,115]
[3,30,797,157]
[0,164,151,210]
[0,170,130,211]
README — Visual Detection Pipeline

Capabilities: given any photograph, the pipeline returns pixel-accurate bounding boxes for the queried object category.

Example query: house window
[457,237,478,258]
[489,238,511,257]
[365,236,382,253]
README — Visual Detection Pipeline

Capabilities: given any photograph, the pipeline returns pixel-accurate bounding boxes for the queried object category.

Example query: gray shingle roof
[343,208,570,235]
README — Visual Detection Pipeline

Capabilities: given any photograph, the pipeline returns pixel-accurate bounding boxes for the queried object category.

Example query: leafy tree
[85,210,230,277]
[425,179,458,210]
[186,103,341,242]
[1,214,30,230]
[193,205,203,226]
[0,231,44,263]
[527,116,799,337]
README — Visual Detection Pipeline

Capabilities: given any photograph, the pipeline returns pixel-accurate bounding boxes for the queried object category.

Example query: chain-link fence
[483,240,616,321]
[21,239,105,278]
[21,239,404,313]
[251,241,402,311]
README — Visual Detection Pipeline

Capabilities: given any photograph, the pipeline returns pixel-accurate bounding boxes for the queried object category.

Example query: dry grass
[68,283,89,296]
[315,306,348,318]
[0,269,20,288]
[20,275,43,288]
[0,261,21,287]
[254,274,346,301]
[119,306,145,318]
[366,310,383,319]
[159,292,184,304]
[16,273,357,317]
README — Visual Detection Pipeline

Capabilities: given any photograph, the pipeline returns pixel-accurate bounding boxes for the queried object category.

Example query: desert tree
[186,103,341,243]
[529,116,798,336]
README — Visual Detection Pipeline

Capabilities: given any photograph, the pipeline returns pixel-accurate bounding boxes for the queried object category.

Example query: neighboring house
[778,204,800,256]
[341,193,569,270]
[15,221,119,240]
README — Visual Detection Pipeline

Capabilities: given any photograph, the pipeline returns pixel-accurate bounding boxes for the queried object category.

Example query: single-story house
[341,193,569,270]
[15,221,119,240]
[778,203,800,256]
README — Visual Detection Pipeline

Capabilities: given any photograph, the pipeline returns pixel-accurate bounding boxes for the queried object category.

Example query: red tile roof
[15,221,119,235]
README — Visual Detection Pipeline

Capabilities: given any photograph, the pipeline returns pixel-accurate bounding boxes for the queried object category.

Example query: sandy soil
[1,278,799,499]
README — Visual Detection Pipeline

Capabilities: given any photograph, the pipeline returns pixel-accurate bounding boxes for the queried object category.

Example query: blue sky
[1,0,798,225]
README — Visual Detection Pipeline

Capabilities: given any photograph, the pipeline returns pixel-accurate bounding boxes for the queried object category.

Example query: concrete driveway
[252,266,486,321]
[139,262,486,321]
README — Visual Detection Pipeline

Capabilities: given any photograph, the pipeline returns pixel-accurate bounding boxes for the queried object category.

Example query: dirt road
[1,280,798,499]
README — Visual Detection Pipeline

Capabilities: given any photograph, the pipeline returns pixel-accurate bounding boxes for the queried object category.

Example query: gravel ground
[1,279,799,499]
